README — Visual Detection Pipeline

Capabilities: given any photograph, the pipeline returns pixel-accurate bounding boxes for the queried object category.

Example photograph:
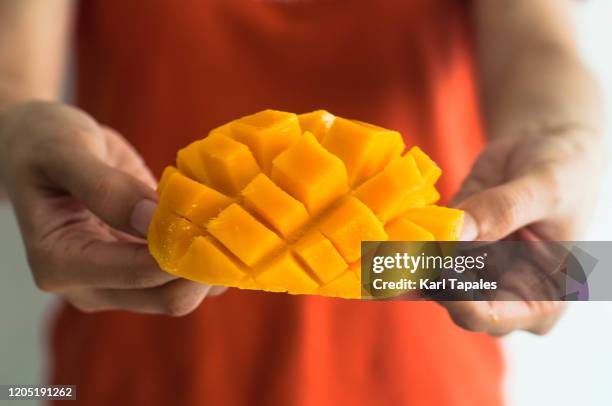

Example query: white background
[505,2,612,405]
[0,2,611,405]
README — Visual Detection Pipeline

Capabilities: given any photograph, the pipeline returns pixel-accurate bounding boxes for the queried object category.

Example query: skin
[0,1,606,331]
[443,0,606,335]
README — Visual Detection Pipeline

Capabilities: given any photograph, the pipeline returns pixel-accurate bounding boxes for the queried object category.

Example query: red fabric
[51,1,504,405]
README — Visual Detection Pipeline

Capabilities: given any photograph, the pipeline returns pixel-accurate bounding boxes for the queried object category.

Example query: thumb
[43,144,159,237]
[454,172,557,241]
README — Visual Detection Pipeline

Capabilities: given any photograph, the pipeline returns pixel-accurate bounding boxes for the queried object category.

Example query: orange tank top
[50,1,504,405]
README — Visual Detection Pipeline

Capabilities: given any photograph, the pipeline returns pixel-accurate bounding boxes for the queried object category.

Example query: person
[0,0,605,405]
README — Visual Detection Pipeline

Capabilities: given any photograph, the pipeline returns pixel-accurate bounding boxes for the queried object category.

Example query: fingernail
[131,199,157,236]
[460,212,478,241]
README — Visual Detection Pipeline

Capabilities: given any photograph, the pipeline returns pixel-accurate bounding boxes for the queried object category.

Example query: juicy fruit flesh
[148,109,463,299]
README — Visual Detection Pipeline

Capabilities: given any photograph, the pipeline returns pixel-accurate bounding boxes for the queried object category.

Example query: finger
[442,300,528,336]
[42,144,158,237]
[66,279,212,317]
[525,301,566,335]
[440,301,491,332]
[442,299,564,336]
[455,171,559,241]
[31,237,177,292]
[486,299,565,336]
[208,286,229,297]
[101,126,157,189]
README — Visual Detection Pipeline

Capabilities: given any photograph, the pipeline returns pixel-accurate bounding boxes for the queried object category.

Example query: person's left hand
[441,125,607,336]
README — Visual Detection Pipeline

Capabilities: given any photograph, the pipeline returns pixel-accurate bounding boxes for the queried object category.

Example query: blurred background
[0,1,611,405]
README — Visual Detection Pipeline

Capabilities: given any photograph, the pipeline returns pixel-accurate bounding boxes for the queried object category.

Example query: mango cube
[157,166,179,195]
[231,110,301,172]
[402,206,464,241]
[298,110,335,141]
[385,216,435,241]
[292,231,347,283]
[158,170,233,226]
[255,252,319,295]
[408,146,442,185]
[319,268,361,299]
[177,140,208,184]
[319,197,387,263]
[177,236,247,286]
[322,117,404,186]
[148,208,204,272]
[198,134,261,195]
[242,174,309,238]
[271,132,348,215]
[354,155,424,222]
[207,203,284,267]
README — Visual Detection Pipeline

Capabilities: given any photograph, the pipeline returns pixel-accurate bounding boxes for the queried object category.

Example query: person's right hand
[0,101,225,316]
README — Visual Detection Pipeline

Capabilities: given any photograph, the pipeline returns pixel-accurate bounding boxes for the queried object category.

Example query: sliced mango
[402,206,464,241]
[255,252,319,295]
[231,110,301,172]
[319,265,361,299]
[148,207,204,272]
[354,155,424,222]
[206,203,284,267]
[197,134,261,195]
[389,147,442,219]
[385,216,435,241]
[242,174,309,238]
[177,140,208,184]
[158,170,233,226]
[271,132,348,216]
[292,231,347,284]
[148,109,463,299]
[319,197,387,263]
[322,117,404,186]
[408,146,442,185]
[298,110,335,141]
[177,236,247,286]
[157,166,179,195]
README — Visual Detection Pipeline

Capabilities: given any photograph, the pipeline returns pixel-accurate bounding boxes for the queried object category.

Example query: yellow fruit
[148,109,463,299]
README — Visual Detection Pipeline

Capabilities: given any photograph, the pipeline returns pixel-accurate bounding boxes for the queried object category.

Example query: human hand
[442,125,607,335]
[0,101,226,316]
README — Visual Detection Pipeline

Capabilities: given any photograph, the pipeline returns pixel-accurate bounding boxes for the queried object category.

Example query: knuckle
[482,188,526,239]
[26,247,61,292]
[123,268,165,289]
[66,291,110,314]
[496,192,521,230]
[488,328,512,337]
[72,302,98,314]
[456,315,487,332]
[31,272,56,292]
[529,326,551,336]
[90,174,116,208]
[528,302,565,336]
[536,165,563,210]
[208,286,228,297]
[160,289,201,317]
[122,247,171,289]
[527,319,556,336]
[450,306,488,332]
[70,300,104,314]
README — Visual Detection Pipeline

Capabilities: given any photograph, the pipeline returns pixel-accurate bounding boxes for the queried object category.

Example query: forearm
[475,0,605,145]
[0,0,74,197]
[481,43,604,144]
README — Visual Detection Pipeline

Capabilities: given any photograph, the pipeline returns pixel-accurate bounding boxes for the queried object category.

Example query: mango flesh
[148,109,463,299]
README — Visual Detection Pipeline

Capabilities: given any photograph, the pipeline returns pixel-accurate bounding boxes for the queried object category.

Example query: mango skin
[148,109,463,299]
